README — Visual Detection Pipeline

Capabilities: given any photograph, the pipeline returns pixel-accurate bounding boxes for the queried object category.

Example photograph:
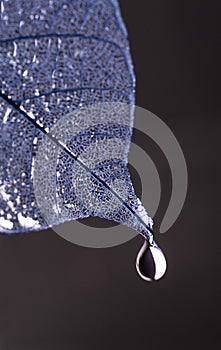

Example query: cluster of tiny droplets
[0,0,153,238]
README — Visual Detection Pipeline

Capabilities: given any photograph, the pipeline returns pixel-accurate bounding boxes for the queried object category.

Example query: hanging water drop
[136,239,167,281]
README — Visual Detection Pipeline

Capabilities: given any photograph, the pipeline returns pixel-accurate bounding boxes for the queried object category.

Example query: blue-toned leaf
[0,0,153,240]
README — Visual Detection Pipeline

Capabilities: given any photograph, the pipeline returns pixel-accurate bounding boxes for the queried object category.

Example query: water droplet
[136,239,167,281]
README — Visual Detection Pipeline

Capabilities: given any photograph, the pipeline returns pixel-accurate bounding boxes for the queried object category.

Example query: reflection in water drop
[136,240,167,281]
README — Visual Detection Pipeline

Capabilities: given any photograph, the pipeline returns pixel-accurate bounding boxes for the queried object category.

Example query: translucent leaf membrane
[0,0,153,240]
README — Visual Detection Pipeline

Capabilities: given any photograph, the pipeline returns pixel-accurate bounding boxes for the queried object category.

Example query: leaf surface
[0,0,153,238]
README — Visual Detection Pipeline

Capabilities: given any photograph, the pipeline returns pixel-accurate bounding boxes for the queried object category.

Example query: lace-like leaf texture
[0,0,153,239]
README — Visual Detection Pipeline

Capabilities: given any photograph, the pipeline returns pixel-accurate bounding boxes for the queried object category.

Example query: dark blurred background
[0,0,220,349]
